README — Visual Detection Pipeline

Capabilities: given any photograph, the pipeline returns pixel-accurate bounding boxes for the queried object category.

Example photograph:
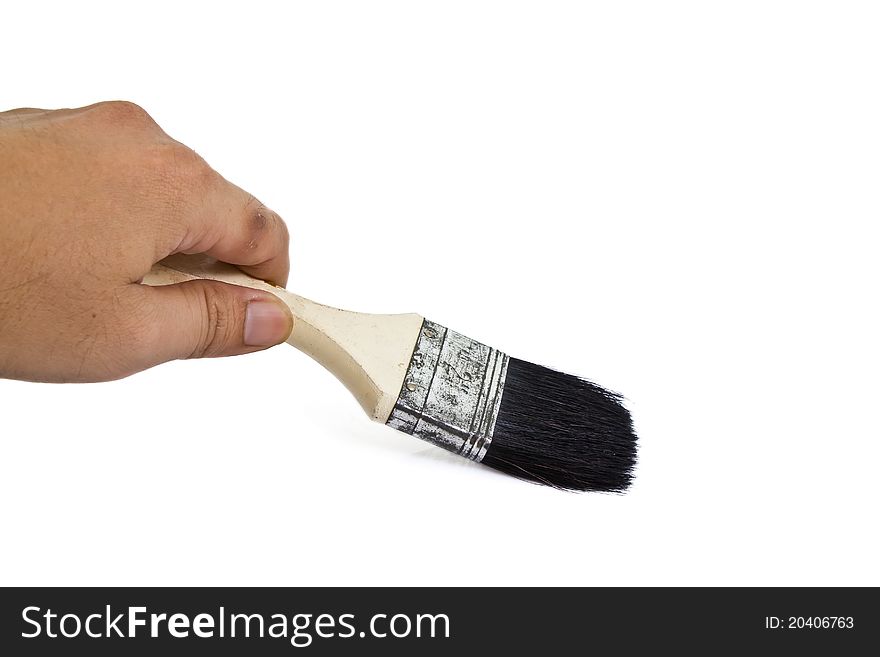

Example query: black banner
[0,587,875,654]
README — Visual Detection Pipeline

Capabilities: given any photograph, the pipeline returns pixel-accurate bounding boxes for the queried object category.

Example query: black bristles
[481,357,637,492]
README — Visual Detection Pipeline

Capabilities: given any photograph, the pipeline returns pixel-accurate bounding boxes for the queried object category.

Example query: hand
[0,102,293,382]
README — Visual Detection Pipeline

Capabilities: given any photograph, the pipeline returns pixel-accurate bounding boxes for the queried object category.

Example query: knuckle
[89,100,156,128]
[189,286,240,358]
[245,198,286,251]
[154,144,215,193]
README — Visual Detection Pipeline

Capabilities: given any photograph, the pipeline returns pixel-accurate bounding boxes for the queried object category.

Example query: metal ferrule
[386,320,509,462]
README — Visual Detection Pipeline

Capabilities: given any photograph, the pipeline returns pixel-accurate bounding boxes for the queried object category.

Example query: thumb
[142,279,293,361]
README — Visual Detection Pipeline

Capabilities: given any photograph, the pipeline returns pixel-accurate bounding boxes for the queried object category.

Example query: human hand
[0,102,293,382]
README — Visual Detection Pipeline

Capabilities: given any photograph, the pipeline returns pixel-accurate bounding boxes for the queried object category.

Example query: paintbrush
[145,254,637,491]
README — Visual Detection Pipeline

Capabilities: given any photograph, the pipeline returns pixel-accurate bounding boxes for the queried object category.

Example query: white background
[1,1,878,586]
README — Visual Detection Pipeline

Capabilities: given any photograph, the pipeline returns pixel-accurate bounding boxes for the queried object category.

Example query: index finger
[164,157,291,286]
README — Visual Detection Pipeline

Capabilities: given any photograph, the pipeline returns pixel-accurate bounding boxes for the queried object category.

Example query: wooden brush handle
[143,254,423,422]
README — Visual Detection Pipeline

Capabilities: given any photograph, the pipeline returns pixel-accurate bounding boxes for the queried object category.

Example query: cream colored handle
[143,254,424,423]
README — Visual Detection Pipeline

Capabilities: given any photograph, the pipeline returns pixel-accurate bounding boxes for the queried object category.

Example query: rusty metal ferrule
[386,320,509,462]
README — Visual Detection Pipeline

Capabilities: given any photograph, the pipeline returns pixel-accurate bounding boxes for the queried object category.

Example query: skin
[0,102,293,382]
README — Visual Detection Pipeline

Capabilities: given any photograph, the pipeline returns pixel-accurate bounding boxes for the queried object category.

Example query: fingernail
[244,300,292,347]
